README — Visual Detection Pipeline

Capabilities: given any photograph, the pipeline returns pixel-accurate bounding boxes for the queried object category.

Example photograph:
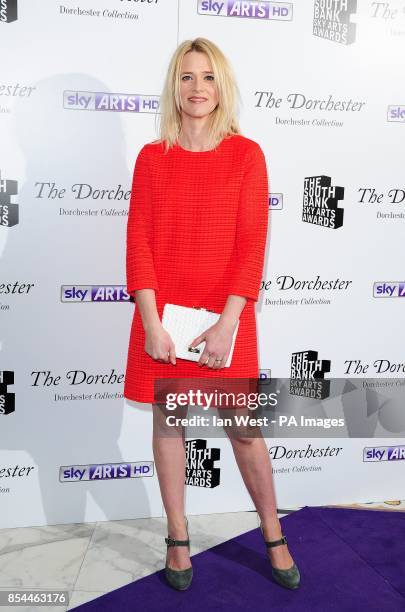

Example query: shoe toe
[165,565,193,590]
[271,562,300,589]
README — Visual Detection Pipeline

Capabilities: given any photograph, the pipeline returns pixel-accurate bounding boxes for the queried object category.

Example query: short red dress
[123,133,269,405]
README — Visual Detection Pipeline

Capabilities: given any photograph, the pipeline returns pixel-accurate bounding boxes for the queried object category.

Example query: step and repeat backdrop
[1,0,405,528]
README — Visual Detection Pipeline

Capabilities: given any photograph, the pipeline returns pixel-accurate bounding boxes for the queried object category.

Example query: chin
[186,105,214,115]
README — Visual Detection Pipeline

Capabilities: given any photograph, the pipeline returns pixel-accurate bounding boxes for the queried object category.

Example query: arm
[126,145,159,297]
[195,145,269,368]
[225,143,269,304]
[126,147,175,363]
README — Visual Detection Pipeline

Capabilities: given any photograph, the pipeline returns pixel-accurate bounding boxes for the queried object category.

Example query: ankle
[260,516,282,539]
[167,516,188,537]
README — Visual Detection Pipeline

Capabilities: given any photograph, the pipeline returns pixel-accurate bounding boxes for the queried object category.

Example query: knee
[228,432,257,447]
[152,404,184,438]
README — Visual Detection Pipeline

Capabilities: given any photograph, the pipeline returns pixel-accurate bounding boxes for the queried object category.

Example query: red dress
[123,133,269,404]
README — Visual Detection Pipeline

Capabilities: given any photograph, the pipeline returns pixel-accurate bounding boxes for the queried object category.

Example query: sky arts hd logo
[63,90,159,113]
[61,285,131,302]
[387,106,405,122]
[313,0,357,45]
[0,0,17,23]
[373,282,405,298]
[303,175,344,229]
[0,370,15,416]
[259,369,272,383]
[59,461,154,482]
[363,446,405,462]
[198,0,293,21]
[0,169,19,227]
[270,193,283,210]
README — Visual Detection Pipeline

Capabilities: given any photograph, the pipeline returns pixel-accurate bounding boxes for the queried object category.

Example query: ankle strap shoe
[164,516,193,590]
[260,522,300,590]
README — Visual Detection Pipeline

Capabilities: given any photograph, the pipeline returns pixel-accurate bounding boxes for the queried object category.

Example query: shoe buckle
[165,536,176,547]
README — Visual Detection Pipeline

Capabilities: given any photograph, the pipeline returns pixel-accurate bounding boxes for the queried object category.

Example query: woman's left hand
[189,319,238,369]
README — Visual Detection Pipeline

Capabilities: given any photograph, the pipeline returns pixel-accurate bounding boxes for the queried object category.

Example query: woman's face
[179,51,219,119]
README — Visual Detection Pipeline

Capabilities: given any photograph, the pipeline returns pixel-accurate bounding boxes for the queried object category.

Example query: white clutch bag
[161,303,239,367]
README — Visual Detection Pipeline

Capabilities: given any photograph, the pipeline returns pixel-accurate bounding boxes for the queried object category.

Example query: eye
[180,75,214,81]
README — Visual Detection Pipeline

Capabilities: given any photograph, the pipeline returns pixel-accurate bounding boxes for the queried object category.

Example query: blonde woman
[124,37,300,591]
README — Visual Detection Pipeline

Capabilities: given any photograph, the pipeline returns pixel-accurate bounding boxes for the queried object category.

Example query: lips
[189,97,207,102]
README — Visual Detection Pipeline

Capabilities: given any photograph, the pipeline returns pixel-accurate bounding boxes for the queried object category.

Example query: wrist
[218,314,239,331]
[144,317,162,333]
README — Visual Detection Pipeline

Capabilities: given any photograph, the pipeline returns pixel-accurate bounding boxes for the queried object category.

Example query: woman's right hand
[144,321,176,365]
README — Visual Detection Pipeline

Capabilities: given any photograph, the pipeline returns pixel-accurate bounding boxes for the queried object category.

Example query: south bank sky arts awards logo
[0,371,15,415]
[198,0,293,20]
[0,0,17,23]
[303,175,344,228]
[291,350,331,380]
[313,0,357,44]
[186,439,221,488]
[290,350,331,399]
[0,170,18,227]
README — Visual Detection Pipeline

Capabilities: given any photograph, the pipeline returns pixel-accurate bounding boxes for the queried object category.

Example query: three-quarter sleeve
[126,145,159,296]
[226,143,269,302]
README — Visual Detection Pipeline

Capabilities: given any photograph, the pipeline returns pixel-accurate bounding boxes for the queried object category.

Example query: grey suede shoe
[260,523,300,590]
[164,516,193,591]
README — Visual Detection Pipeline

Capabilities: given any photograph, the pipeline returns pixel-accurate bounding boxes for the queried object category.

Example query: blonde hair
[154,37,242,153]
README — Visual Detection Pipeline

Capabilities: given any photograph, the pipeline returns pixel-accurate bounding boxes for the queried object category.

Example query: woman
[124,37,300,592]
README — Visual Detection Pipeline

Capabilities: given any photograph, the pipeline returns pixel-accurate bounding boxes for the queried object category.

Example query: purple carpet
[71,505,405,611]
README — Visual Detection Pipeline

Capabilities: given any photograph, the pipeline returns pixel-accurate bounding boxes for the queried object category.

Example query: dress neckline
[174,134,237,154]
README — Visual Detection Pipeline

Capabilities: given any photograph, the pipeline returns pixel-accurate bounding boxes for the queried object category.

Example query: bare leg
[152,403,191,570]
[221,409,295,570]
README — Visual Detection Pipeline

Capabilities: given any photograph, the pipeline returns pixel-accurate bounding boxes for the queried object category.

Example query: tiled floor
[0,500,403,611]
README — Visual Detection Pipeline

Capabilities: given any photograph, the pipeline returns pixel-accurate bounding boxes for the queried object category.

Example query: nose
[192,76,205,93]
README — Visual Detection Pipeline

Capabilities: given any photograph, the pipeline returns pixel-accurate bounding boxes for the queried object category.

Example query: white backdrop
[1,0,405,529]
